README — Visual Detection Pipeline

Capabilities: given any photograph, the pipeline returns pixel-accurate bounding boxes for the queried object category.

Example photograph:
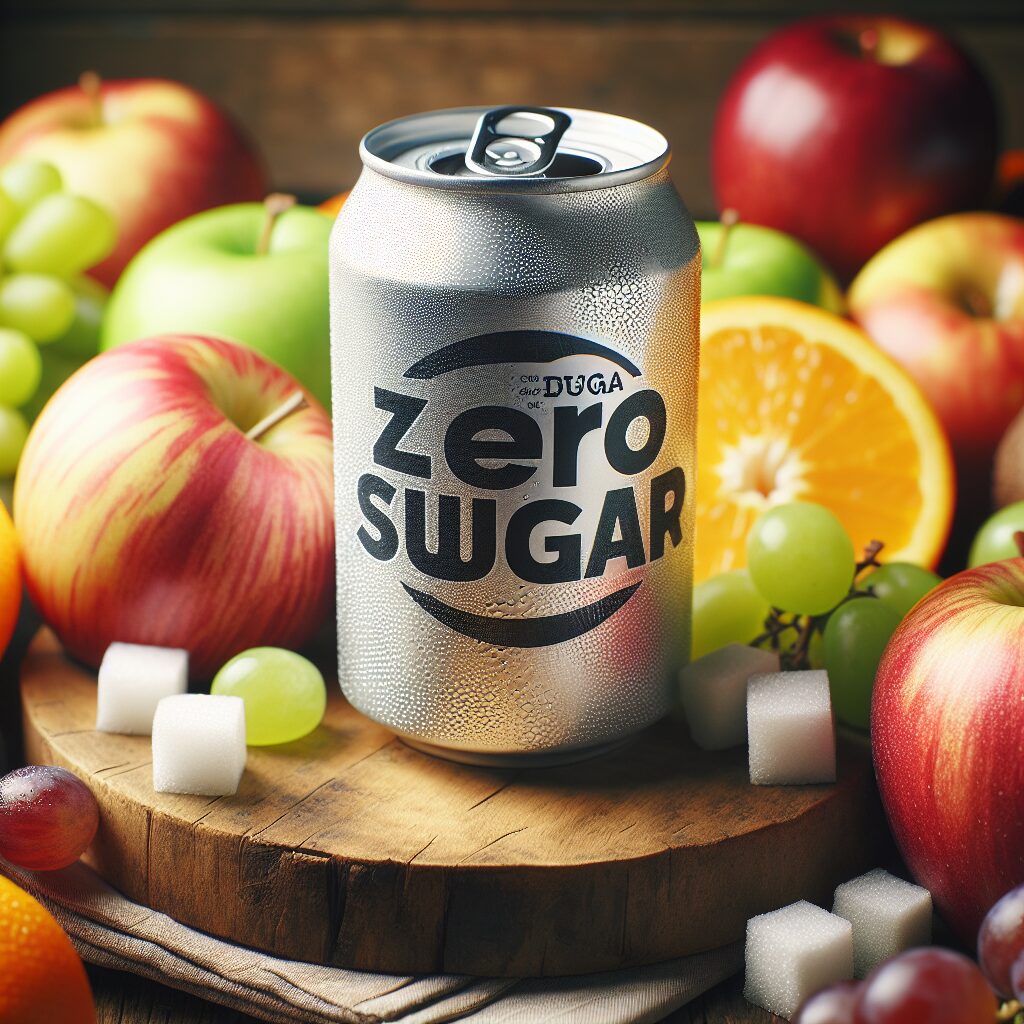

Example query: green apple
[101,199,331,407]
[968,501,1024,567]
[696,212,843,312]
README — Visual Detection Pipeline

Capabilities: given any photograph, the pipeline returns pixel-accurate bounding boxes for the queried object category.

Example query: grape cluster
[691,501,941,728]
[794,949,996,1023]
[0,159,114,477]
[792,882,1024,1022]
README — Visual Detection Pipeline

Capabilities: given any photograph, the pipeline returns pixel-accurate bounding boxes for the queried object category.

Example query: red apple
[872,559,1024,944]
[712,15,998,283]
[13,334,333,679]
[848,213,1024,537]
[0,76,266,287]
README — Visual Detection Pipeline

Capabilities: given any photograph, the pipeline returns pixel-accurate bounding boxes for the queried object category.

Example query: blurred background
[2,0,1021,215]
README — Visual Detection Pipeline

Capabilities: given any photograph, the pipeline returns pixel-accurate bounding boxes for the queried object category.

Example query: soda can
[330,105,700,765]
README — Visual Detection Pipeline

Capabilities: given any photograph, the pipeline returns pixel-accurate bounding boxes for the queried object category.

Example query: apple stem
[710,208,739,269]
[858,28,880,60]
[244,391,308,442]
[1014,531,1024,559]
[257,193,297,256]
[79,71,104,127]
[961,285,993,319]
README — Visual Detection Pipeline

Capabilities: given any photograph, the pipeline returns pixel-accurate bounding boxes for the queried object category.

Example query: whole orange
[0,874,95,1023]
[0,503,19,658]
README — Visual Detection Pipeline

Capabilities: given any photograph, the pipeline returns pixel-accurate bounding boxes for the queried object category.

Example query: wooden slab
[21,627,888,977]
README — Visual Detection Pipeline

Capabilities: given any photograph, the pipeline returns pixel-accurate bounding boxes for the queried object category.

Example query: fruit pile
[0,159,115,477]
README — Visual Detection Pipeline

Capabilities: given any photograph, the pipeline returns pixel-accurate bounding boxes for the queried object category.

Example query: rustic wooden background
[0,1,1022,218]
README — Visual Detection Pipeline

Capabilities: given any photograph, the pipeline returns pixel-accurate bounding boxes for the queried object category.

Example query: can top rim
[359,106,670,192]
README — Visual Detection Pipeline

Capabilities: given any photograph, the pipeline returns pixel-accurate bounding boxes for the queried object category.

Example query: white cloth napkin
[0,857,742,1023]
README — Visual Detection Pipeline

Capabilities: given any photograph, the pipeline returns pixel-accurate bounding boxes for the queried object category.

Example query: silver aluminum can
[330,106,699,765]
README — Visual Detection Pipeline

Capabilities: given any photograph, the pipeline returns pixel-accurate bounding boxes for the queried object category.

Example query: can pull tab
[465,106,572,178]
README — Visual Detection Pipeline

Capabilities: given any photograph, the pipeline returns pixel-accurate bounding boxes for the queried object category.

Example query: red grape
[1012,951,1024,1001]
[978,882,1024,998]
[794,980,862,1024]
[0,765,99,870]
[854,948,996,1024]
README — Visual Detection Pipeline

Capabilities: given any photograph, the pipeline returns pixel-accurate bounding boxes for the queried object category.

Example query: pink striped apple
[872,559,1024,943]
[13,334,333,680]
[0,76,266,286]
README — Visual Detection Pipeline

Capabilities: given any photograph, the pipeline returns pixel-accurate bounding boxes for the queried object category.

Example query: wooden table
[87,964,779,1023]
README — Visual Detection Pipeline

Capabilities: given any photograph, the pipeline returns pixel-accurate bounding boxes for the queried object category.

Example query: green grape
[0,406,28,478]
[862,562,941,619]
[823,597,901,729]
[4,193,116,277]
[0,188,18,247]
[969,502,1024,567]
[20,347,86,422]
[746,502,856,615]
[691,569,769,660]
[0,273,75,343]
[0,160,62,209]
[0,328,42,408]
[211,647,327,746]
[48,276,107,360]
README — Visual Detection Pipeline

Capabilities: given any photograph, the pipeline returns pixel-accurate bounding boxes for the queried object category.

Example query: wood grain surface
[23,627,888,978]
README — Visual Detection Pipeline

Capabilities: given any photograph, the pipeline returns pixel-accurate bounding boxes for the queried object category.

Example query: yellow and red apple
[712,15,998,283]
[13,334,334,679]
[848,213,1024,511]
[0,76,266,286]
[873,559,1024,944]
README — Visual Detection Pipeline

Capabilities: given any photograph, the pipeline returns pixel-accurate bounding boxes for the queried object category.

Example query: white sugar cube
[679,644,779,750]
[744,900,853,1019]
[747,670,836,785]
[152,694,246,796]
[833,869,932,977]
[96,642,189,735]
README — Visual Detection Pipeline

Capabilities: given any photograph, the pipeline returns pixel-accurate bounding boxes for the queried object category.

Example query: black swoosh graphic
[404,330,642,380]
[402,580,641,648]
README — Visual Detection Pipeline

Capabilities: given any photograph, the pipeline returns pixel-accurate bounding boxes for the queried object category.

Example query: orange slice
[696,297,954,582]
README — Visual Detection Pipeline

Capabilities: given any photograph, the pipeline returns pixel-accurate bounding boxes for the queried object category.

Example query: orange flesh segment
[695,299,953,582]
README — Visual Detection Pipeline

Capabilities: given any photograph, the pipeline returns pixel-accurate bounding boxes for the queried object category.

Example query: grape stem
[751,539,885,670]
[996,1000,1021,1022]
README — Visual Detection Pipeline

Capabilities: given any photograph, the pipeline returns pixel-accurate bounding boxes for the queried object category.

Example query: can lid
[360,106,670,192]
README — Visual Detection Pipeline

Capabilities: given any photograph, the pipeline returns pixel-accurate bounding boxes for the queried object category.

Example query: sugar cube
[152,694,246,797]
[833,868,932,977]
[747,670,836,785]
[679,644,779,750]
[744,900,853,1019]
[96,642,189,735]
